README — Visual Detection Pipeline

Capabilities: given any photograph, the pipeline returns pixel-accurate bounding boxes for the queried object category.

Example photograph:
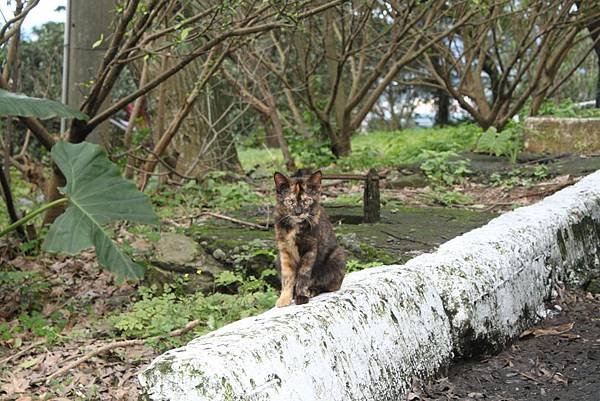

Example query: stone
[212,248,226,261]
[524,116,600,154]
[148,233,226,294]
[155,233,197,265]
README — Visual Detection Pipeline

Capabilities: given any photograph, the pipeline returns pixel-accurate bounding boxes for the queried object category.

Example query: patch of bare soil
[410,291,600,401]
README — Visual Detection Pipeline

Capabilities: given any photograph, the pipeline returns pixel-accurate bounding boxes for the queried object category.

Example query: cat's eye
[304,198,313,205]
[285,199,294,206]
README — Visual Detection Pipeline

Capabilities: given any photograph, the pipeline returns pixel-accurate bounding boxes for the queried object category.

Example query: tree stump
[363,169,380,223]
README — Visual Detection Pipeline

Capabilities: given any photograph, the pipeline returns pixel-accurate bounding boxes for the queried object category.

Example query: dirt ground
[411,291,600,401]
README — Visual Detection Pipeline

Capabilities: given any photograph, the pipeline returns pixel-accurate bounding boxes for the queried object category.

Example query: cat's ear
[306,170,322,189]
[274,172,290,192]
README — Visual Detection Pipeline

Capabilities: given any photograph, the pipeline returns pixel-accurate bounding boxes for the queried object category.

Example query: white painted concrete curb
[139,171,600,401]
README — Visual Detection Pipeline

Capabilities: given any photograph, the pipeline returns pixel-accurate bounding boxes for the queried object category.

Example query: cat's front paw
[295,295,309,305]
[276,294,292,307]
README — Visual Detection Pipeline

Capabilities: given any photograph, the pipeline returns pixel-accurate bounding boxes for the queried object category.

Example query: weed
[532,164,550,180]
[238,124,481,174]
[474,122,523,163]
[346,259,383,273]
[421,188,474,206]
[1,310,67,345]
[110,274,277,351]
[536,99,600,118]
[418,150,471,185]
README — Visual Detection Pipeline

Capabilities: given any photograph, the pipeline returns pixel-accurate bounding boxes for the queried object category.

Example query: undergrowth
[110,272,278,351]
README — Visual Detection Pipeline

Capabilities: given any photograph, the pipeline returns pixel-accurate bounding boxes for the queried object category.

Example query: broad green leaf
[0,89,88,120]
[43,141,158,279]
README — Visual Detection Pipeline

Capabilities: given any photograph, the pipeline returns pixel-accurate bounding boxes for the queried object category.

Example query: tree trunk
[435,90,450,126]
[330,129,352,158]
[578,0,600,107]
[283,87,311,138]
[169,69,243,176]
[595,50,600,108]
[262,116,280,148]
[269,109,296,171]
[529,94,543,116]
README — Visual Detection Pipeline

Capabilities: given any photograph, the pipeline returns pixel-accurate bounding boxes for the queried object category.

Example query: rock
[156,233,197,265]
[212,248,226,261]
[385,173,428,189]
[131,239,152,253]
[337,233,362,255]
[148,233,227,293]
[524,116,600,154]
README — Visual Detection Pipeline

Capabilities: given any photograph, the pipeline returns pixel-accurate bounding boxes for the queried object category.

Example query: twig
[35,319,203,385]
[199,212,270,230]
[518,371,543,383]
[381,230,437,247]
[141,146,196,181]
[514,181,575,199]
[0,340,45,365]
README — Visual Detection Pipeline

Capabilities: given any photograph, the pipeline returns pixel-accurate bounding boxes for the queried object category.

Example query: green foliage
[0,89,88,120]
[42,141,158,279]
[337,124,480,171]
[18,22,64,101]
[239,124,481,173]
[110,274,277,350]
[537,99,600,118]
[0,310,67,345]
[238,146,284,172]
[489,165,551,189]
[229,239,277,274]
[287,132,336,168]
[169,171,263,210]
[0,170,43,229]
[419,150,471,185]
[0,270,51,312]
[421,188,474,206]
[474,122,523,163]
[346,259,383,273]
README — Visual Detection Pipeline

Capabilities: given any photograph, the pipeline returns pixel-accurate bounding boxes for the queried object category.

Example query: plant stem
[0,197,68,238]
[0,161,27,241]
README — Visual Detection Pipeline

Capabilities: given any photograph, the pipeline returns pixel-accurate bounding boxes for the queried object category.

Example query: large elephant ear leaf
[43,141,158,279]
[0,89,88,120]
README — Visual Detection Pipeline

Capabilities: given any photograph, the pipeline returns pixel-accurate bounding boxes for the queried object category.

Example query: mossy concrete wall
[139,171,600,401]
[524,116,600,154]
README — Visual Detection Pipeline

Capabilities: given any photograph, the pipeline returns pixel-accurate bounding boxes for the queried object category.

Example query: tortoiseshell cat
[273,170,346,307]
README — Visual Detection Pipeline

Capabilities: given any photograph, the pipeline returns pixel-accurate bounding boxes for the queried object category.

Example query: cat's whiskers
[305,214,316,229]
[278,215,291,225]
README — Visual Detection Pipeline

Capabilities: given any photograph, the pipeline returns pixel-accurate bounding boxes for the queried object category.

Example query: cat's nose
[293,206,303,215]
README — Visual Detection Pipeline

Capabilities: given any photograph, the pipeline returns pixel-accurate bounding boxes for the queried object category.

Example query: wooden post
[363,169,380,223]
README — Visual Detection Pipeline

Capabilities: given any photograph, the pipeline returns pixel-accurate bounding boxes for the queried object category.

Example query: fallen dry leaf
[1,373,30,395]
[519,322,574,338]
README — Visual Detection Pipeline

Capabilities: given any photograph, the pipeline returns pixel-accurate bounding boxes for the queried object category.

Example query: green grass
[238,124,481,173]
[238,146,284,173]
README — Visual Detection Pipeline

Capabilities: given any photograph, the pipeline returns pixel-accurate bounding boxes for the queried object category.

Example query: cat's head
[273,170,322,224]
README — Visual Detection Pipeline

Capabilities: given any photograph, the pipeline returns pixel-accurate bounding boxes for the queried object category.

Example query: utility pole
[62,0,115,142]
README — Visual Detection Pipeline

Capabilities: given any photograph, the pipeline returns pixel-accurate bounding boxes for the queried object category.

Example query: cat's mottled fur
[273,170,346,307]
